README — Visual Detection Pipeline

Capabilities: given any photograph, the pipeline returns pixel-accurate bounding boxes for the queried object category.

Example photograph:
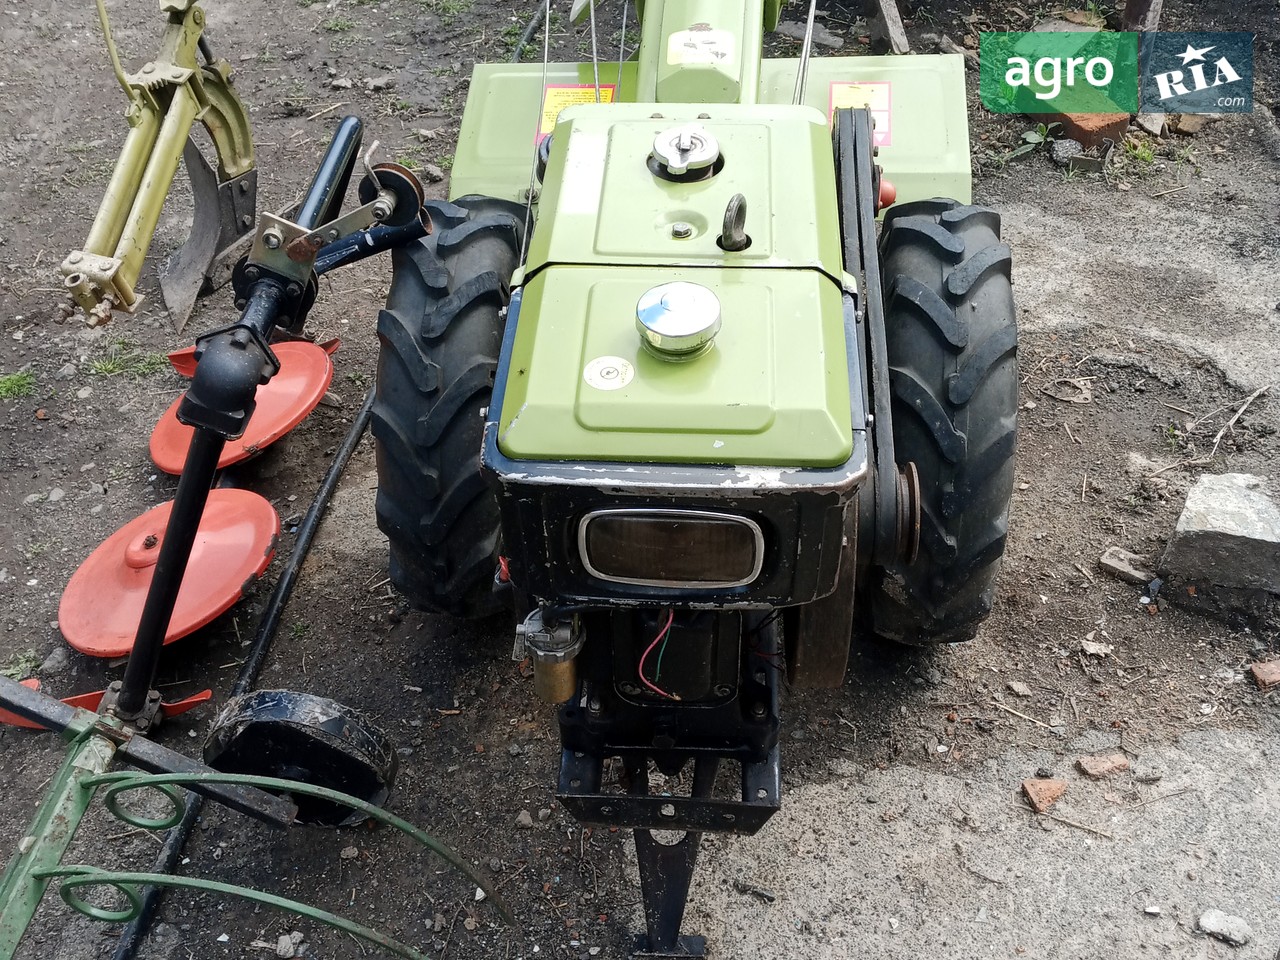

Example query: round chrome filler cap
[635,281,721,361]
[651,123,720,177]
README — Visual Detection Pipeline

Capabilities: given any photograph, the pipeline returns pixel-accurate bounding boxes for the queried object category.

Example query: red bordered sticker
[539,84,617,142]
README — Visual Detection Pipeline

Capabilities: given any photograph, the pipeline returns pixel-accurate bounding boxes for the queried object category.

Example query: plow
[1,1,1018,957]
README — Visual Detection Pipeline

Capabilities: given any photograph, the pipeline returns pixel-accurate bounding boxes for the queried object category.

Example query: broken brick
[1076,753,1131,779]
[1022,778,1067,813]
[1048,112,1129,149]
[1248,661,1280,690]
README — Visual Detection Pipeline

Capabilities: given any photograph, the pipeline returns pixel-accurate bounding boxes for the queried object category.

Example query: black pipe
[511,0,548,63]
[314,214,430,275]
[116,428,227,715]
[296,116,363,231]
[112,387,377,960]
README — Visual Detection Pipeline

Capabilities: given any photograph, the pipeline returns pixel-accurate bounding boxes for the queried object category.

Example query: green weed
[1,650,41,681]
[0,371,35,399]
[90,340,168,378]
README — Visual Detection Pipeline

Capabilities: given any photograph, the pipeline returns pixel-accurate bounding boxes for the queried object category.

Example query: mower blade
[160,689,214,718]
[160,138,256,332]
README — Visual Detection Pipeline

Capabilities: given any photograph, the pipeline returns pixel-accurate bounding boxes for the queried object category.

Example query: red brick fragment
[1022,778,1067,813]
[1076,753,1131,779]
[1248,661,1280,690]
[1049,112,1130,149]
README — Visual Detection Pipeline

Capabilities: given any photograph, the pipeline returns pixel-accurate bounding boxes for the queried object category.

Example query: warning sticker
[667,27,735,66]
[539,84,617,141]
[829,81,892,147]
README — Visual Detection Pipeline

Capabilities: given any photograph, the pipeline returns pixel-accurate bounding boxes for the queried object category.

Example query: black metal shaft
[116,428,226,715]
[112,388,377,960]
[314,215,429,275]
[296,115,363,230]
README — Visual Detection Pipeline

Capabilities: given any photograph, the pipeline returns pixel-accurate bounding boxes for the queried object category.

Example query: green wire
[654,617,672,681]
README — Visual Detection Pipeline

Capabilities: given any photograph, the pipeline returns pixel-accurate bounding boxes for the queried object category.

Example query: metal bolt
[240,214,253,228]
[142,63,154,73]
[372,201,391,221]
[239,181,250,194]
[713,684,732,698]
[286,282,302,298]
[244,266,259,281]
[325,228,340,242]
[235,298,247,309]
[670,221,693,239]
[587,696,602,713]
[263,229,282,250]
[618,682,639,696]
[751,702,767,719]
[67,252,82,265]
[143,535,158,549]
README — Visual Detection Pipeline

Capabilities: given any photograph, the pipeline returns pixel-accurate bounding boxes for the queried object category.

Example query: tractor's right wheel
[372,197,523,618]
[867,199,1018,645]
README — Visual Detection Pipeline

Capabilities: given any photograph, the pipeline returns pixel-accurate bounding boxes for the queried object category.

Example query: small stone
[1144,906,1162,916]
[1049,138,1084,166]
[366,75,395,92]
[39,647,69,676]
[888,917,900,931]
[1248,661,1280,690]
[1098,546,1155,585]
[1136,113,1166,135]
[1198,909,1252,946]
[1007,680,1033,698]
[47,487,65,503]
[1081,634,1114,657]
[76,386,92,400]
[421,162,446,183]
[330,77,353,89]
[276,934,295,958]
[537,807,552,822]
[463,917,477,931]
[1174,114,1208,135]
[1022,778,1067,813]
[23,493,42,505]
[515,809,534,829]
[507,743,522,756]
[340,845,359,860]
[1076,753,1130,779]
[54,362,77,380]
[474,887,486,902]
[774,20,843,48]
[1160,474,1280,592]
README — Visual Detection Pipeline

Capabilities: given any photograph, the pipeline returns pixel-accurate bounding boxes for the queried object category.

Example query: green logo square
[980,31,1139,114]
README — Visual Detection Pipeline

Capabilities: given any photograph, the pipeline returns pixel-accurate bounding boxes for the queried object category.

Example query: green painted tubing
[113,82,199,283]
[38,868,432,960]
[83,106,162,257]
[0,734,116,960]
[84,771,514,924]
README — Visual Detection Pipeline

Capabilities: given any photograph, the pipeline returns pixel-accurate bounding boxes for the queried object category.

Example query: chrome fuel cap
[651,123,720,177]
[636,282,721,360]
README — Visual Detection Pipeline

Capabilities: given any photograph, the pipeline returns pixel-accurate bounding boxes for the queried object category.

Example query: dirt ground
[1,1,1278,959]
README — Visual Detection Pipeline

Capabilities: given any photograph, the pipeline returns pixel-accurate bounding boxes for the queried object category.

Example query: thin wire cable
[517,0,552,269]
[588,0,601,102]
[615,0,629,94]
[792,0,818,105]
[637,609,677,700]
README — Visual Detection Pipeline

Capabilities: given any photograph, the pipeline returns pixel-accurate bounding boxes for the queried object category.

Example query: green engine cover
[497,103,854,467]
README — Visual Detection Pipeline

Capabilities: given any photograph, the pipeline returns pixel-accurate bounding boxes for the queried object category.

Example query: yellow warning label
[539,84,617,140]
[667,28,735,66]
[829,81,892,147]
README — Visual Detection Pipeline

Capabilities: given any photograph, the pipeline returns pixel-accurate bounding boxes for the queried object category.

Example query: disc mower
[371,0,1018,954]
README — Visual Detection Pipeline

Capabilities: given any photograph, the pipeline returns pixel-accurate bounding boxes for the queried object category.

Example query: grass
[90,340,168,378]
[418,0,474,24]
[0,371,35,399]
[1,650,41,681]
[323,16,356,32]
[1124,139,1156,165]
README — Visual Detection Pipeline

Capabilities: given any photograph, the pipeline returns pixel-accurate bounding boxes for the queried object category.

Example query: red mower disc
[59,489,280,658]
[150,340,335,475]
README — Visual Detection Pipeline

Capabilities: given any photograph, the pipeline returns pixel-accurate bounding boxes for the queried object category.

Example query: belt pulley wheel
[895,462,921,566]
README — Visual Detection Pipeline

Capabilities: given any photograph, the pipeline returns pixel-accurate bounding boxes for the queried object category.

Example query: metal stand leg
[629,757,718,959]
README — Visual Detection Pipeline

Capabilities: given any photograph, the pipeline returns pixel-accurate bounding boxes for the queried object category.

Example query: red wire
[637,609,678,701]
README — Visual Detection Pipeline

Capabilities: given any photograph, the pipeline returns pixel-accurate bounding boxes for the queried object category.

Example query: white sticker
[667,27,735,66]
[583,356,635,391]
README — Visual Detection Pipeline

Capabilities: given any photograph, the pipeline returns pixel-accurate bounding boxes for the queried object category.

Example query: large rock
[1161,474,1280,593]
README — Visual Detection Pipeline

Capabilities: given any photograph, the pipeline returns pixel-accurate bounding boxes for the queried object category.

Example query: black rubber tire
[867,198,1018,645]
[373,196,524,618]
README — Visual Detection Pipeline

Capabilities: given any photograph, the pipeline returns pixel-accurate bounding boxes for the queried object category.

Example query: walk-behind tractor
[374,0,1018,954]
[1,0,1017,957]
